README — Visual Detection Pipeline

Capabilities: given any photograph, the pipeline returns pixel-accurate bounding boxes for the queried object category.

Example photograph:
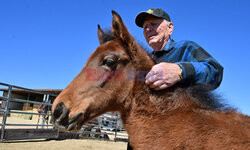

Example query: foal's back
[126,86,250,150]
[158,109,250,149]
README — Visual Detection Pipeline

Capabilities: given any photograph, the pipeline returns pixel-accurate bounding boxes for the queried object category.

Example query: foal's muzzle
[52,102,83,131]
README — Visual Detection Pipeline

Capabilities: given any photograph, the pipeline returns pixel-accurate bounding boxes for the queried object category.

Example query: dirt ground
[0,139,127,150]
[0,115,127,150]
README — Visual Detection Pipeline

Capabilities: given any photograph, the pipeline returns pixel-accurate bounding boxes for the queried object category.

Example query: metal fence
[0,82,128,142]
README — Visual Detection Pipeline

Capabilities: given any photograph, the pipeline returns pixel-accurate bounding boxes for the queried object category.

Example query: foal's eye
[102,59,115,67]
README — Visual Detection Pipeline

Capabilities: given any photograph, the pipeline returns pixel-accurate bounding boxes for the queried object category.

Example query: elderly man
[136,8,223,90]
[127,8,223,150]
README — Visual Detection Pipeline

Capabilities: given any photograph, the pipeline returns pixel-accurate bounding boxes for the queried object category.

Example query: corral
[0,82,127,149]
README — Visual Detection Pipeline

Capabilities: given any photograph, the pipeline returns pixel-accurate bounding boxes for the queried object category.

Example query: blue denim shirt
[151,40,223,89]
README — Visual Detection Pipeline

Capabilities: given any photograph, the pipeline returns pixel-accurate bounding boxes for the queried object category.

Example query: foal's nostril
[53,102,69,126]
[53,102,65,120]
[52,102,84,131]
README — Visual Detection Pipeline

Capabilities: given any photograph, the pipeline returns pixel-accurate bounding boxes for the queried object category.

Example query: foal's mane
[100,30,232,112]
[185,85,232,111]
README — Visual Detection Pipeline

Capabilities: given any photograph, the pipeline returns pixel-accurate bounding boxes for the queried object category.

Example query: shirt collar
[151,39,176,55]
[161,39,175,51]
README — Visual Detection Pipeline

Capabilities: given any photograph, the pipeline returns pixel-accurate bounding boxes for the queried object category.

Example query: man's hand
[145,62,182,90]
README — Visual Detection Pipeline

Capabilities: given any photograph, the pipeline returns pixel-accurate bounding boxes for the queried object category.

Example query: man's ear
[168,22,174,36]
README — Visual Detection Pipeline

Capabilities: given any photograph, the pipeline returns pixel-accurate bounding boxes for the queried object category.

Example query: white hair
[164,20,170,26]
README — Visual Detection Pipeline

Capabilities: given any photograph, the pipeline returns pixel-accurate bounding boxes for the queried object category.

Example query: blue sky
[1,0,250,115]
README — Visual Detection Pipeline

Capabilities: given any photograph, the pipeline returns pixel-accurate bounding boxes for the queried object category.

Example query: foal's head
[52,11,154,131]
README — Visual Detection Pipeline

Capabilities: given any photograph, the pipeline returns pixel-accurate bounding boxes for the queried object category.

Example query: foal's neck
[132,83,192,113]
[120,83,196,128]
[120,83,198,149]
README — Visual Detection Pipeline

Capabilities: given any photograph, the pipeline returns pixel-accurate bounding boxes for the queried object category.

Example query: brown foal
[52,11,250,150]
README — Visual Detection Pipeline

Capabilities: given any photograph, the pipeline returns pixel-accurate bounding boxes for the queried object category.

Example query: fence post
[46,94,50,129]
[1,85,12,142]
[41,94,45,129]
[114,113,118,142]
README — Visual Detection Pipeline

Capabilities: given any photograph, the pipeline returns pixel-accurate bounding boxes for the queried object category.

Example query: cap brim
[135,12,152,28]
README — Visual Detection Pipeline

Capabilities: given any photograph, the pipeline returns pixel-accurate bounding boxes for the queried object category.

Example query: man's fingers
[149,80,163,89]
[145,71,163,85]
[145,71,156,85]
[146,75,158,85]
[145,70,157,80]
[154,84,168,91]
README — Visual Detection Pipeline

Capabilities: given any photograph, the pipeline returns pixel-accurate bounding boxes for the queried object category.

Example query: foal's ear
[97,24,106,45]
[112,10,138,59]
[97,24,115,45]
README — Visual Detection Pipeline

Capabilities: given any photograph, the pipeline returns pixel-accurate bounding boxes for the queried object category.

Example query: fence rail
[0,82,128,142]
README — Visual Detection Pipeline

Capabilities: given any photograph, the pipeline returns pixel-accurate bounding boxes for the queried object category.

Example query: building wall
[1,91,54,111]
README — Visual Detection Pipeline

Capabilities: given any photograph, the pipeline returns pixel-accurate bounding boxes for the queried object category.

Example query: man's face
[143,16,173,49]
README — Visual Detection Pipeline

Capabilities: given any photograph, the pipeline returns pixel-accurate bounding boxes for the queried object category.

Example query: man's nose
[144,26,151,32]
[144,27,152,36]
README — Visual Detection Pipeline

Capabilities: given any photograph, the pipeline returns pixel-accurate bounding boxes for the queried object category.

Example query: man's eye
[102,59,115,67]
[151,23,157,27]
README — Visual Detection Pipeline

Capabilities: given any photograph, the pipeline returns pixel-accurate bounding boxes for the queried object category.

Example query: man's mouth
[148,35,155,40]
